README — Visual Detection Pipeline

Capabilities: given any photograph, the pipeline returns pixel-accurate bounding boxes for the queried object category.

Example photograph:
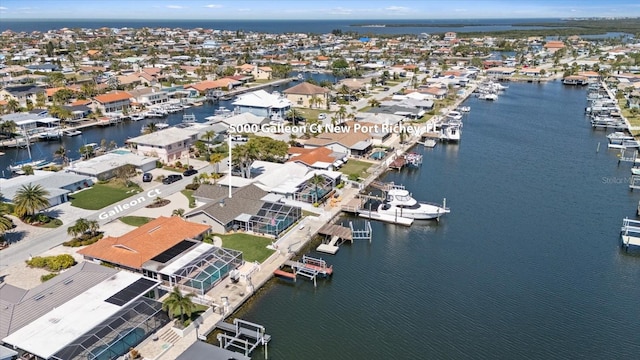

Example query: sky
[1,0,639,20]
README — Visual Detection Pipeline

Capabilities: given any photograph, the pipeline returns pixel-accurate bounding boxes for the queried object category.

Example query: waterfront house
[283,81,331,109]
[0,262,169,360]
[231,89,292,120]
[486,67,516,78]
[66,149,158,180]
[128,87,169,106]
[416,86,447,100]
[77,216,244,296]
[206,112,268,129]
[186,183,302,236]
[0,85,45,108]
[126,127,198,163]
[93,91,132,113]
[303,124,373,157]
[252,65,272,80]
[287,146,347,170]
[0,171,93,207]
[544,40,566,53]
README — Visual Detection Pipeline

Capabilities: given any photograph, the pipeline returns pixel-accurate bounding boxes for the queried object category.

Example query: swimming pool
[112,149,131,155]
[370,150,386,160]
[187,262,229,291]
[90,327,145,360]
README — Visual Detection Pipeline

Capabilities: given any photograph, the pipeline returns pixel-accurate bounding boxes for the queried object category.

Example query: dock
[620,218,640,250]
[215,318,271,359]
[274,255,333,287]
[316,221,373,254]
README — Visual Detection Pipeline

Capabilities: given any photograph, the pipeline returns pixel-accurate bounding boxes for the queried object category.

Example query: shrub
[185,183,200,190]
[175,161,183,168]
[156,160,163,168]
[63,233,103,247]
[41,273,58,282]
[336,182,345,189]
[27,254,76,271]
[313,202,319,207]
[348,173,359,181]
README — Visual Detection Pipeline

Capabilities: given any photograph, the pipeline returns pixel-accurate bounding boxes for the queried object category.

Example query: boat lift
[216,318,271,359]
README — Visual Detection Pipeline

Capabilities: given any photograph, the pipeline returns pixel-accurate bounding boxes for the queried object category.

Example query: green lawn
[181,190,196,208]
[120,216,153,227]
[339,160,373,179]
[296,108,331,120]
[70,182,143,210]
[170,304,208,327]
[217,233,275,263]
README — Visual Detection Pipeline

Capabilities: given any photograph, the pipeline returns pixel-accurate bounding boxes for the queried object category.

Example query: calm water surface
[233,81,640,359]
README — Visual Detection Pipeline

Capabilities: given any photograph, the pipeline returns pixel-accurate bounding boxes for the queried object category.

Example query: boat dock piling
[620,218,640,251]
[215,318,271,359]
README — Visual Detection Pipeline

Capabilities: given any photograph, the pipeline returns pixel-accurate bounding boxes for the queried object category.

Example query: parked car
[318,113,327,120]
[383,87,390,91]
[230,135,248,142]
[183,168,198,177]
[142,173,153,182]
[162,174,183,184]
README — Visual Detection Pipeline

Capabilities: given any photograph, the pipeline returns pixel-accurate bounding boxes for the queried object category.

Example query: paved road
[0,164,215,269]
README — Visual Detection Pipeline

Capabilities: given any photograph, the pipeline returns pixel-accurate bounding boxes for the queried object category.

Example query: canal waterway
[232,81,640,359]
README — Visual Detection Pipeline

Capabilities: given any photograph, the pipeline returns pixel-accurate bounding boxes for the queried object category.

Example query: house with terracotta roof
[287,146,347,170]
[252,65,272,80]
[283,81,331,109]
[77,216,243,294]
[544,41,566,53]
[93,91,132,113]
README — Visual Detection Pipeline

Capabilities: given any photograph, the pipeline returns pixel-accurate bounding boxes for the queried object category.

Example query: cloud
[236,8,251,12]
[166,5,184,9]
[0,7,7,10]
[204,4,222,8]
[385,6,409,12]
[329,7,352,15]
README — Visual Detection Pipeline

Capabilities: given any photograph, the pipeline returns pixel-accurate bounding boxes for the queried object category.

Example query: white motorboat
[446,111,463,121]
[130,114,145,121]
[608,140,640,149]
[182,113,197,123]
[457,106,471,112]
[631,167,640,176]
[441,124,461,142]
[479,93,498,101]
[377,187,449,220]
[607,131,634,145]
[8,158,49,172]
[63,129,82,137]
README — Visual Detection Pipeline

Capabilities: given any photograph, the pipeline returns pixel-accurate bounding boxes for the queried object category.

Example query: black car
[142,173,153,182]
[162,174,183,184]
[183,168,198,177]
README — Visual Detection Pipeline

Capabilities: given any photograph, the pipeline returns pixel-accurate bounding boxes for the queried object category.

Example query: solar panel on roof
[150,240,197,264]
[104,278,157,306]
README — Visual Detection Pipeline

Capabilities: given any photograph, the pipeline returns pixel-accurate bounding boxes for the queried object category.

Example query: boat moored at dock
[377,186,449,220]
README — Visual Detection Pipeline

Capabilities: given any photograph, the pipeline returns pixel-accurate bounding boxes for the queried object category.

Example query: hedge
[27,254,76,271]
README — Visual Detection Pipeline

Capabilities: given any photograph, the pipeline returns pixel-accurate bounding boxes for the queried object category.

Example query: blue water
[233,81,640,359]
[0,18,567,34]
[91,327,145,360]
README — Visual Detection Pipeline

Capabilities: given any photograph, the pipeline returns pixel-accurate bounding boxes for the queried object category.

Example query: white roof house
[231,89,292,120]
[126,127,199,163]
[66,149,158,180]
[0,170,93,207]
[1,262,164,360]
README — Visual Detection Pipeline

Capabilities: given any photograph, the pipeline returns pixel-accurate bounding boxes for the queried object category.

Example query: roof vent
[63,279,73,285]
[33,294,45,301]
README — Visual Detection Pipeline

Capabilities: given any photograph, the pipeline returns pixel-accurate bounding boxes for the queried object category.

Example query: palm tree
[13,184,50,220]
[209,153,224,174]
[21,165,34,176]
[0,197,14,240]
[162,287,196,326]
[78,145,95,160]
[309,95,320,109]
[308,174,325,204]
[87,219,100,237]
[144,122,158,134]
[172,208,185,217]
[67,218,89,239]
[54,145,68,166]
[336,106,347,123]
[368,98,381,108]
[202,130,216,143]
[6,99,20,113]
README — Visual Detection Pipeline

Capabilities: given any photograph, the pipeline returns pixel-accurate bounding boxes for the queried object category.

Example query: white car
[318,113,327,120]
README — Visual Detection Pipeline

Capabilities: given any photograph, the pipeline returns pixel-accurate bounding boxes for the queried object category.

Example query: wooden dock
[215,319,271,359]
